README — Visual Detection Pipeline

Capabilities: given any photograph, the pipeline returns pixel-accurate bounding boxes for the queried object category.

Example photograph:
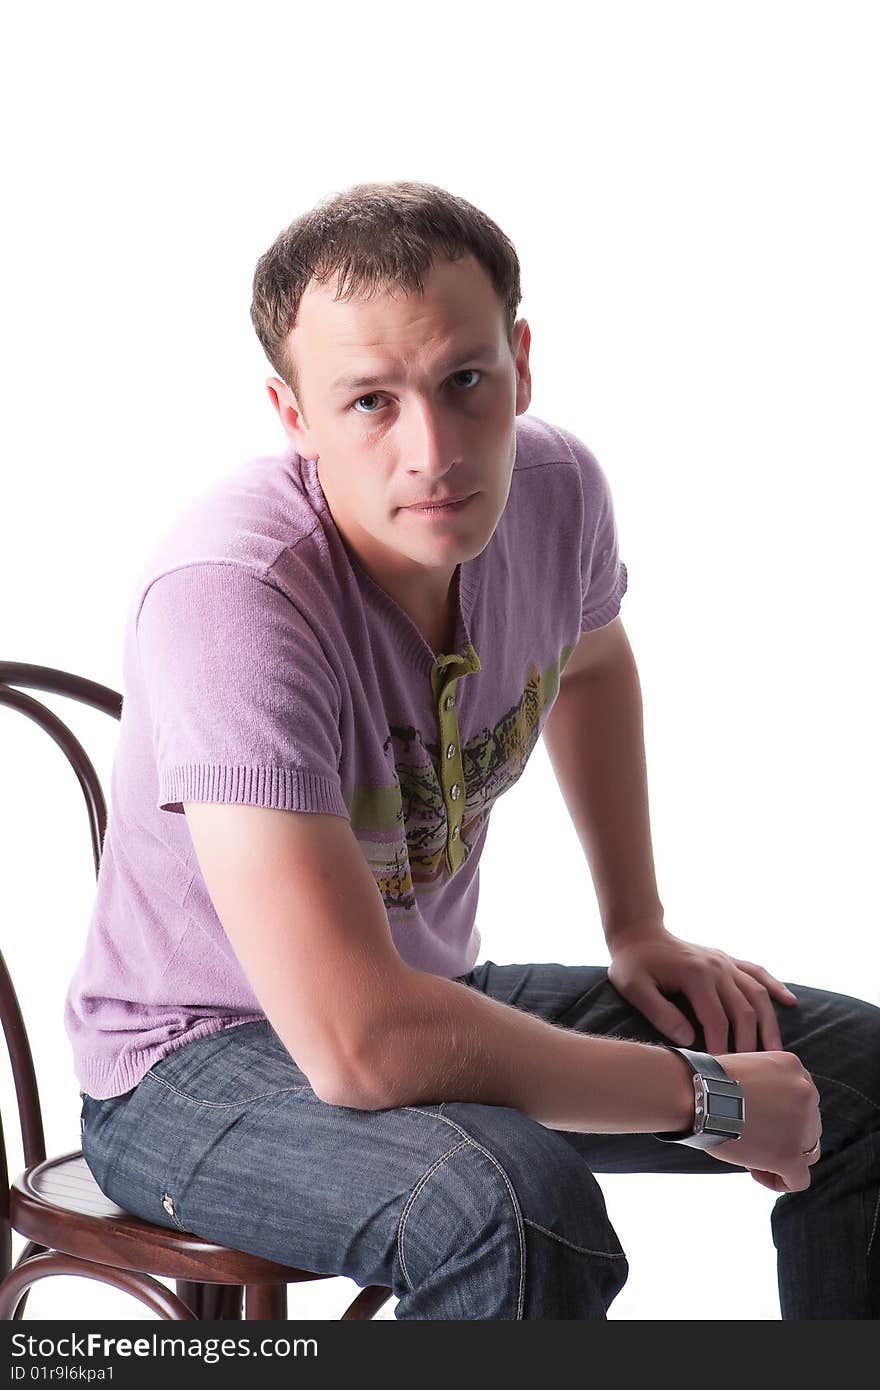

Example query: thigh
[460,960,880,1174]
[79,1016,625,1300]
[81,1019,447,1288]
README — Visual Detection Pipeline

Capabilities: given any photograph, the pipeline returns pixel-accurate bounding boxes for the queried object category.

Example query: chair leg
[244,1283,287,1319]
[341,1284,395,1319]
[175,1280,244,1318]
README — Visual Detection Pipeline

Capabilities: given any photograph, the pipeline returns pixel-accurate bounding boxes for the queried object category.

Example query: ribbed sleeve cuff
[581,561,629,632]
[158,764,351,818]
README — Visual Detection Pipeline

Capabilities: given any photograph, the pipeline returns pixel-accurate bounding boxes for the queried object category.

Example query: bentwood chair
[0,661,395,1320]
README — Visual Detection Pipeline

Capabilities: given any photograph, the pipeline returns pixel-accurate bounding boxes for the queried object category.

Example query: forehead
[295,253,504,367]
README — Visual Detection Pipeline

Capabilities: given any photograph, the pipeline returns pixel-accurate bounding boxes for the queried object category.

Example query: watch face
[695,1072,745,1139]
[708,1094,744,1119]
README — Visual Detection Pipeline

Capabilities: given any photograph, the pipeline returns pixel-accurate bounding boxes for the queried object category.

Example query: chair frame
[0,660,394,1320]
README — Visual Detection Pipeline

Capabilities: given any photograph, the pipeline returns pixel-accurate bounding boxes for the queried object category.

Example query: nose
[403,398,462,482]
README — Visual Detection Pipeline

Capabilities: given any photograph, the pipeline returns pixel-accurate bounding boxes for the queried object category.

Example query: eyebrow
[330,342,498,396]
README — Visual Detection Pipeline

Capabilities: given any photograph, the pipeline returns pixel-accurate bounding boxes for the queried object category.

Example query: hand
[710,1050,823,1194]
[606,924,799,1055]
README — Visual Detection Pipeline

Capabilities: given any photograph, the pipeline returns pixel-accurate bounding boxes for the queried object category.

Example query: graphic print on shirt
[346,641,576,922]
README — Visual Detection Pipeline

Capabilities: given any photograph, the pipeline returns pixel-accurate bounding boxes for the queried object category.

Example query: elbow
[313,1072,389,1111]
[305,984,415,1110]
[309,1053,391,1111]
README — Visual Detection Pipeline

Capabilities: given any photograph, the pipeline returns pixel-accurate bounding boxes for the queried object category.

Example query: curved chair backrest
[0,662,122,1273]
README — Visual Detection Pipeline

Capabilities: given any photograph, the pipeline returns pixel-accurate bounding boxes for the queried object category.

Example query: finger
[749,1169,788,1193]
[734,960,798,1006]
[715,976,759,1053]
[780,1165,812,1193]
[733,972,785,1052]
[686,982,731,1056]
[617,979,697,1046]
[769,1155,814,1193]
[802,1133,823,1165]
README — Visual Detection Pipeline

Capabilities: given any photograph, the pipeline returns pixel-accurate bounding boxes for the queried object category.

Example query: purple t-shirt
[64,411,628,1098]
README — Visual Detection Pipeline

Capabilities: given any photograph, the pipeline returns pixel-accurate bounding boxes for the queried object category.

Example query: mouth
[403,493,477,517]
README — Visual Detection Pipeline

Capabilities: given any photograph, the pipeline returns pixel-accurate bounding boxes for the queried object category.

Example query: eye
[350,368,483,415]
[450,368,481,389]
[351,392,384,415]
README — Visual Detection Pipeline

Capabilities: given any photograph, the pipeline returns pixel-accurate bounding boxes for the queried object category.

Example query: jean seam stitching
[866,1186,880,1260]
[145,1072,312,1108]
[397,1140,469,1295]
[522,1216,627,1260]
[810,1071,879,1112]
[400,1105,527,1319]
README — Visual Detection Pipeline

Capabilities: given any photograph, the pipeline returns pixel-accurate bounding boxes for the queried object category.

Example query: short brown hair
[250,179,522,418]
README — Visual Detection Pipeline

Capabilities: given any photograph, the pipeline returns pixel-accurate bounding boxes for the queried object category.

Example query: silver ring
[801,1138,821,1157]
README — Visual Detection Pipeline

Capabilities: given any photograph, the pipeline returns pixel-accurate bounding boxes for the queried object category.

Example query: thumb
[622,980,695,1047]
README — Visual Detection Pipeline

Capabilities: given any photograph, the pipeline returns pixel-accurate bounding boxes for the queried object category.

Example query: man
[70,180,879,1319]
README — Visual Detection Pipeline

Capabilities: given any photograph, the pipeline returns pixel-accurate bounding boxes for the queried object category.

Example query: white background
[1,0,877,1323]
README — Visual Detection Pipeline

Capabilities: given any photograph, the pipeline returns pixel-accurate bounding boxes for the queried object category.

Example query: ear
[513,318,532,415]
[265,377,316,457]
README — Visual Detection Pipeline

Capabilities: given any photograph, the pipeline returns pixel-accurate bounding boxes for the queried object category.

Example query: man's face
[266,252,531,601]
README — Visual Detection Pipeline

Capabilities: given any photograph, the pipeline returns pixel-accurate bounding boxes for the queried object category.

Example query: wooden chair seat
[12,1150,319,1286]
[6,1149,394,1318]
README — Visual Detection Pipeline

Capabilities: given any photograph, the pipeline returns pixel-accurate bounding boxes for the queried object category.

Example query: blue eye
[351,392,383,415]
[351,368,482,415]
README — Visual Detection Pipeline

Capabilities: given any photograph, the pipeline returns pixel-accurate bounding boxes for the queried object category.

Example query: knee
[792,986,880,1121]
[396,1102,628,1318]
[409,1101,625,1264]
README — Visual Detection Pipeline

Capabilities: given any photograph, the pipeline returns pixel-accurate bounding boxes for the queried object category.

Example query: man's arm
[543,616,666,945]
[183,800,694,1134]
[543,617,799,1060]
[367,967,696,1132]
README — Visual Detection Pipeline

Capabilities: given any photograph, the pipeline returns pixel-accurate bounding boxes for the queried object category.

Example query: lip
[404,492,477,514]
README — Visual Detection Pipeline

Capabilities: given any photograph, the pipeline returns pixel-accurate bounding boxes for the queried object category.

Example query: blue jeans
[79,963,880,1319]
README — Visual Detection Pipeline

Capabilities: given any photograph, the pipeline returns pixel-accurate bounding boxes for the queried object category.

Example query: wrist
[603,910,666,948]
[656,1044,698,1132]
[653,1047,747,1148]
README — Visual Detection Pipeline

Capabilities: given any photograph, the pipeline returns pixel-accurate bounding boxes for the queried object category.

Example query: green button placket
[430,643,481,877]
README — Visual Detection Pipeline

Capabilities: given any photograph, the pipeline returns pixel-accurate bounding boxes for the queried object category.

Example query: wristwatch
[653,1046,746,1150]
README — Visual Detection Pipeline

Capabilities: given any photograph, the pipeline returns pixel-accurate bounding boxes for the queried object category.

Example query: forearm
[347,967,694,1134]
[541,655,664,942]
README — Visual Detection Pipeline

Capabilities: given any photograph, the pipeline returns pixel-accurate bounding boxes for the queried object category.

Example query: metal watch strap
[653,1045,746,1150]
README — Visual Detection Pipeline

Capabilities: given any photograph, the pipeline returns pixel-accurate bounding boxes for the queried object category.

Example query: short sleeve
[135,562,350,819]
[555,425,629,632]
